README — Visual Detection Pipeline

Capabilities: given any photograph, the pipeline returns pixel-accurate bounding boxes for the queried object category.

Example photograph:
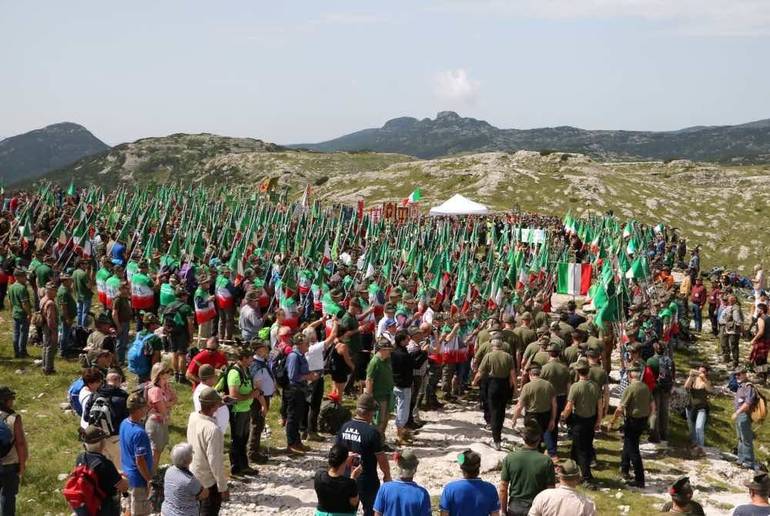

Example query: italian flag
[402,188,422,206]
[131,276,155,310]
[215,277,234,310]
[194,287,216,324]
[557,262,592,296]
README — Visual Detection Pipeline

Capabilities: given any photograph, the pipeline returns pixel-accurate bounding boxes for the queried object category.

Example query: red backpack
[62,453,106,516]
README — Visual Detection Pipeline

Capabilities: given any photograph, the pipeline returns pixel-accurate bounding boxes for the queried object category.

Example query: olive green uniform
[567,378,601,481]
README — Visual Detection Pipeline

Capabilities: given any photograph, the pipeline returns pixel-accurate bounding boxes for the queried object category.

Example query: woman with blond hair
[146,362,178,467]
[684,363,713,457]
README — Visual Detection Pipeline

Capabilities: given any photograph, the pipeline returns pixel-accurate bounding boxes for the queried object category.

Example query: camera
[350,453,361,467]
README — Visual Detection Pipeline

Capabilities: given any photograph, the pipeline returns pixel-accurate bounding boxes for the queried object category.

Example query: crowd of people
[0,184,768,516]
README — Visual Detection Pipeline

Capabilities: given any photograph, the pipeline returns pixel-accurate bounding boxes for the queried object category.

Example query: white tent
[429,194,489,216]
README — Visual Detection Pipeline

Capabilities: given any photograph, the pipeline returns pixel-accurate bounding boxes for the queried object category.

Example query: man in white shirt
[188,387,229,516]
[528,459,596,516]
[192,365,229,434]
[376,303,397,339]
[248,341,275,464]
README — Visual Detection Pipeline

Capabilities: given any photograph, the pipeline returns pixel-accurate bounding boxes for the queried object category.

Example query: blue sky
[2,0,769,145]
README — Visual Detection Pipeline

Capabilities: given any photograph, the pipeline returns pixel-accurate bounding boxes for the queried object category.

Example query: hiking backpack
[749,384,768,423]
[68,378,86,416]
[127,332,154,378]
[162,301,185,334]
[0,412,14,459]
[86,393,116,436]
[271,351,293,389]
[215,363,250,395]
[318,400,351,435]
[62,453,107,516]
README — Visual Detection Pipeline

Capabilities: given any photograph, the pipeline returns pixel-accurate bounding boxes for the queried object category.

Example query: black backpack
[216,363,250,395]
[85,394,116,436]
[162,301,185,334]
[318,401,352,435]
[0,412,14,459]
[271,351,293,389]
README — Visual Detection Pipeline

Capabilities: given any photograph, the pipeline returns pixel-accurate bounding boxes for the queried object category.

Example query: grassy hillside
[34,134,770,271]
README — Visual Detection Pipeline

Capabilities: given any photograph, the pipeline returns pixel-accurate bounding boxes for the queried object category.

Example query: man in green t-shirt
[226,348,259,477]
[71,258,94,327]
[56,271,78,357]
[366,338,394,447]
[561,358,601,487]
[499,421,556,514]
[512,364,556,450]
[8,267,31,358]
[610,368,655,488]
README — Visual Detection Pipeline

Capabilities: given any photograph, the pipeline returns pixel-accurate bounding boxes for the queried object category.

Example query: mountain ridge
[290,111,770,162]
[0,122,109,184]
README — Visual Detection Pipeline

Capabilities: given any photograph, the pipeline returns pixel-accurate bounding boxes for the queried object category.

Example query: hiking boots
[306,432,325,442]
[287,444,306,455]
[249,453,269,464]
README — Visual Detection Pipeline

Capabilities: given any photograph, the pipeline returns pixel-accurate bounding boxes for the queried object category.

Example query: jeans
[686,407,707,448]
[621,416,646,484]
[0,463,20,516]
[200,483,222,516]
[115,323,130,364]
[76,297,92,327]
[691,302,703,332]
[59,321,73,356]
[393,386,411,428]
[544,395,566,456]
[570,415,596,481]
[736,412,755,468]
[12,318,29,357]
[285,385,307,446]
[487,377,511,443]
[229,410,251,473]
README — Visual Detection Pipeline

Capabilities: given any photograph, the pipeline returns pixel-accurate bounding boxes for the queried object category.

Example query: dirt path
[221,326,755,516]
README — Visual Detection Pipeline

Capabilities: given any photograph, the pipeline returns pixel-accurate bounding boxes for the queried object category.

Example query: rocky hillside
[292,111,770,163]
[0,122,109,184]
[33,133,413,189]
[36,131,770,271]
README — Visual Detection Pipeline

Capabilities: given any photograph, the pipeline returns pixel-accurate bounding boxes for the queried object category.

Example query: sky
[2,0,770,145]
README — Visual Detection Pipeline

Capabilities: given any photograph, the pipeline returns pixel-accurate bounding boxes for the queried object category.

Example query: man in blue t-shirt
[337,393,391,516]
[119,393,154,516]
[373,448,431,516]
[285,335,319,454]
[440,449,500,516]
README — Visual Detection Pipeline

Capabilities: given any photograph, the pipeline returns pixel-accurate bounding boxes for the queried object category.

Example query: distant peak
[436,111,461,120]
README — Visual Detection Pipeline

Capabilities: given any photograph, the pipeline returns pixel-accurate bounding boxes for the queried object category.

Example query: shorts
[128,486,152,516]
[145,417,170,453]
[169,331,189,353]
[331,369,350,384]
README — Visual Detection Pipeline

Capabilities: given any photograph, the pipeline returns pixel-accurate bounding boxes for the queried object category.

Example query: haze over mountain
[0,122,109,185]
[292,111,770,163]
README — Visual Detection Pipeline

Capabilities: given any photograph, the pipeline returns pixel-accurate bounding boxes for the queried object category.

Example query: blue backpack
[128,332,154,378]
[68,378,85,416]
[0,412,14,458]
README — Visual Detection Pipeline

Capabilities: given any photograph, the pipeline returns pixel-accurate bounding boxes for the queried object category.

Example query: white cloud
[434,68,481,105]
[431,0,770,36]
